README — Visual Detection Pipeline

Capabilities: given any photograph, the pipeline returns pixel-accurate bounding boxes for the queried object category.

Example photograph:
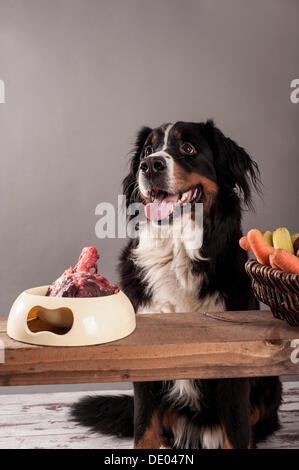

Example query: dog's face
[138,122,218,221]
[123,120,259,222]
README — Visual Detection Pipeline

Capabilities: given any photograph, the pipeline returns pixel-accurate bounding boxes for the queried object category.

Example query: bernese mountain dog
[71,120,282,449]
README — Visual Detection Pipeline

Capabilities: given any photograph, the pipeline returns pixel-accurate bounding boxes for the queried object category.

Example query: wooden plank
[0,383,297,449]
[0,311,299,386]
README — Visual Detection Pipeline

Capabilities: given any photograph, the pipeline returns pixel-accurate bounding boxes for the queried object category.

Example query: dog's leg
[133,382,163,449]
[218,378,251,449]
[221,410,251,449]
[134,410,162,449]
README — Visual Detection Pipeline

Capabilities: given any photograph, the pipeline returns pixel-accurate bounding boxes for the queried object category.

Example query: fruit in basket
[269,248,299,274]
[294,237,299,256]
[291,233,299,244]
[262,230,273,247]
[247,229,274,265]
[272,227,294,255]
[239,236,251,251]
[240,228,299,274]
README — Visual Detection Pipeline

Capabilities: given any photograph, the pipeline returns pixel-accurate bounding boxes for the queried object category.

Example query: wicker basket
[245,259,299,327]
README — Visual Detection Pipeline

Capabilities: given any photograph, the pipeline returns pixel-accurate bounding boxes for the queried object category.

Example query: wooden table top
[0,311,298,386]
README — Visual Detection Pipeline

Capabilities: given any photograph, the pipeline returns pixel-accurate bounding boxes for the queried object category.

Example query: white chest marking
[165,379,200,411]
[173,417,223,449]
[134,219,224,315]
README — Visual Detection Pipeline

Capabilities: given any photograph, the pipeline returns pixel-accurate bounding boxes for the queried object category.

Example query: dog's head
[123,120,260,221]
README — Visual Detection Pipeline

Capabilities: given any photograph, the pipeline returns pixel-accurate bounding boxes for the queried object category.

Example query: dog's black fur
[71,121,282,449]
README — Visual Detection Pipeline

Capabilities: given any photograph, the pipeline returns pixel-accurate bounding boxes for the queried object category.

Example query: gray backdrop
[1,0,299,319]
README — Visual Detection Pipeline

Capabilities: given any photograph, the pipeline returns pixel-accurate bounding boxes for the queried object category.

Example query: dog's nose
[139,156,167,174]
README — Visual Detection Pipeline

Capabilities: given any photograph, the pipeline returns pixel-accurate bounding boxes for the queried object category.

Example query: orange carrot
[269,252,281,270]
[270,249,299,275]
[239,236,251,252]
[247,229,274,265]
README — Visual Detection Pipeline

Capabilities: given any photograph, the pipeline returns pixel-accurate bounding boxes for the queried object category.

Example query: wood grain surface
[0,382,298,449]
[0,311,299,386]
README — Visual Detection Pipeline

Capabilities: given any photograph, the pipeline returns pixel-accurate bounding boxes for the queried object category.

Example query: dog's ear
[123,126,152,205]
[203,120,261,208]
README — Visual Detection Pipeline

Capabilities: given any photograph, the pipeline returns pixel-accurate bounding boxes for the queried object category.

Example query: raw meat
[46,247,119,297]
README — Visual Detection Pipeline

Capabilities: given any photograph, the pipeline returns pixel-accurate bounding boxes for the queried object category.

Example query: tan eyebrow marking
[151,133,158,144]
[174,130,181,140]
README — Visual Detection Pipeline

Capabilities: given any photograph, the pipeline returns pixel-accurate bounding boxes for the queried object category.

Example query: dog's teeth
[181,191,189,202]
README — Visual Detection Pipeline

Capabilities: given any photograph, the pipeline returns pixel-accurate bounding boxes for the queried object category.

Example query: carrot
[247,229,274,265]
[239,236,251,252]
[270,249,299,275]
[269,251,281,270]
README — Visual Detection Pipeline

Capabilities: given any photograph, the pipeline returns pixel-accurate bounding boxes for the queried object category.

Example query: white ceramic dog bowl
[7,286,136,346]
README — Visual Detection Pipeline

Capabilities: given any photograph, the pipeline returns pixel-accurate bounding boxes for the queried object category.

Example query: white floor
[0,382,298,449]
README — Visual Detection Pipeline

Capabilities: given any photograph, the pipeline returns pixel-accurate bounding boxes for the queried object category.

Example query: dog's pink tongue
[145,193,179,221]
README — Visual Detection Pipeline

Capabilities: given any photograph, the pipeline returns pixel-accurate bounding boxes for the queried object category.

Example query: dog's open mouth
[144,186,201,221]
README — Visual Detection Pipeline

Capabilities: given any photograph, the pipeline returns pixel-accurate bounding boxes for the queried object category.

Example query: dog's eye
[180,142,195,155]
[144,145,153,157]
